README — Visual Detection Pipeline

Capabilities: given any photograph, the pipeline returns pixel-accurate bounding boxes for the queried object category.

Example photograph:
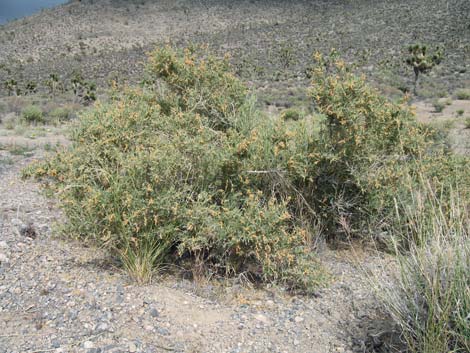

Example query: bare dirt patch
[414,98,470,154]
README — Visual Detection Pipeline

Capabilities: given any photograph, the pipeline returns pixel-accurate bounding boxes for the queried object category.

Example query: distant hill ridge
[0,0,469,100]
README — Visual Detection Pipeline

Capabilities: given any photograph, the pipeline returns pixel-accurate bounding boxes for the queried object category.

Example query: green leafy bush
[49,107,74,122]
[146,47,248,131]
[21,105,44,124]
[280,108,303,121]
[432,99,446,113]
[306,51,434,236]
[25,47,326,291]
[455,88,470,100]
[25,47,470,307]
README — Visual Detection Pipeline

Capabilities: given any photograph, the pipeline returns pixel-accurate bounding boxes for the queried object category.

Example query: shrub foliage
[25,47,470,305]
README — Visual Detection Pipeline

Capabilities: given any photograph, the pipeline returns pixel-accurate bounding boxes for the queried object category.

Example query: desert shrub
[24,47,470,298]
[432,99,445,112]
[21,105,44,124]
[465,117,470,129]
[49,107,74,122]
[455,88,470,100]
[376,182,470,353]
[145,47,248,131]
[444,97,453,105]
[280,108,303,121]
[456,109,464,116]
[2,113,17,130]
[24,47,326,291]
[305,51,434,236]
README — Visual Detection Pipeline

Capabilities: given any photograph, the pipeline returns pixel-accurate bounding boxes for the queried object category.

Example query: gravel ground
[0,153,398,353]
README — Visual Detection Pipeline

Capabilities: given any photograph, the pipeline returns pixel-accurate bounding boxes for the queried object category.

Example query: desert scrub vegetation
[21,105,44,124]
[24,46,470,310]
[375,181,470,353]
[455,88,470,100]
[432,99,446,113]
[25,46,328,291]
[405,44,443,95]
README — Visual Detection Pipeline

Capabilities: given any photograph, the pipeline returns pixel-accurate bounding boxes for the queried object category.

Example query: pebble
[0,253,10,264]
[149,307,159,318]
[83,341,95,349]
[97,322,109,332]
[128,342,137,352]
[254,314,270,324]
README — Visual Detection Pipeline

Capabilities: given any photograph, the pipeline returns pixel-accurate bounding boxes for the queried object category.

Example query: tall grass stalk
[117,237,171,284]
[377,180,470,353]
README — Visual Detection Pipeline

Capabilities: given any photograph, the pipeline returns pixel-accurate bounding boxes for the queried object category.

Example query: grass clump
[465,117,470,129]
[48,107,74,122]
[376,181,470,353]
[21,105,44,124]
[280,108,303,121]
[455,88,470,100]
[432,99,446,113]
[8,144,35,156]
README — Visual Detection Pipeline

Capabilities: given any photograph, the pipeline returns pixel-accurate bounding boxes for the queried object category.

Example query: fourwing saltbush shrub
[307,50,470,241]
[24,47,470,296]
[24,47,326,291]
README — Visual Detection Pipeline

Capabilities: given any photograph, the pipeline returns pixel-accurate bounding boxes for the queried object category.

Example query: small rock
[0,241,8,249]
[293,339,300,346]
[11,218,23,227]
[254,314,270,325]
[96,322,109,332]
[157,327,170,336]
[149,308,159,318]
[294,316,304,323]
[83,341,94,349]
[0,253,10,264]
[128,342,137,352]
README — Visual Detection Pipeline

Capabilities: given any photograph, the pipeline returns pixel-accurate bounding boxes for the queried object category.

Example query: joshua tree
[45,73,60,96]
[71,71,96,105]
[4,79,18,96]
[25,81,37,94]
[405,44,443,94]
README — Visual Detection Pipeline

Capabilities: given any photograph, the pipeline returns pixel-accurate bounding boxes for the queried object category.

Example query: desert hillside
[1,2,470,353]
[1,0,469,105]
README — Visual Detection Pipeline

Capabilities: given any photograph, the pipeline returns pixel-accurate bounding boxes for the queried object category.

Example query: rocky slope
[0,0,469,104]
